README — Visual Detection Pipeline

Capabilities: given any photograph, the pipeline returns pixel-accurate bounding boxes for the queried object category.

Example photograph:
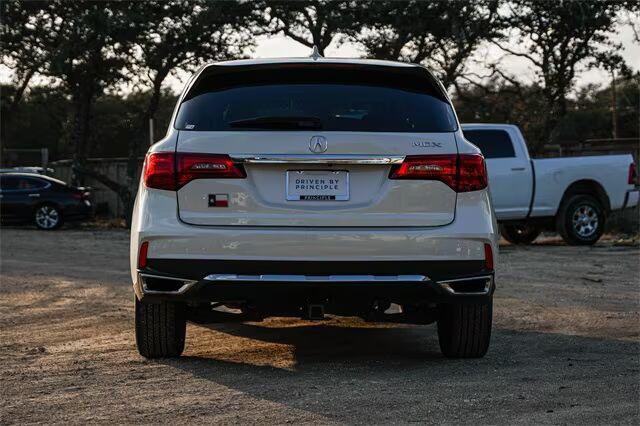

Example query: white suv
[131,57,498,359]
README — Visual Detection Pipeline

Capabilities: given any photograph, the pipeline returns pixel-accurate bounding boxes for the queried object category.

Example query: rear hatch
[174,61,460,227]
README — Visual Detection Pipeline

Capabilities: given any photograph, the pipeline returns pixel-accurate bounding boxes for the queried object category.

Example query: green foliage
[1,85,178,159]
[454,75,639,153]
[262,0,366,55]
[495,0,629,148]
[355,0,502,88]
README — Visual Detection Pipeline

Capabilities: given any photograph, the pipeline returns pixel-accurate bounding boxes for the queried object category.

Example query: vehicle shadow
[157,321,640,423]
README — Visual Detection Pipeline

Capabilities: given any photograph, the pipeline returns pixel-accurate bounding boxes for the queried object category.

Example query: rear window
[175,64,457,133]
[463,129,516,159]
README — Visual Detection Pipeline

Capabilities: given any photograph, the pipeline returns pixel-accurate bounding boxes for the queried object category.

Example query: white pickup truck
[462,124,638,245]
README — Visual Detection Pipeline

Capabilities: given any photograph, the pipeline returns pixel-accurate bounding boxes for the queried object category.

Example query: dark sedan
[0,173,93,229]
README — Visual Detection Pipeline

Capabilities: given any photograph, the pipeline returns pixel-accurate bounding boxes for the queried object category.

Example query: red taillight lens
[143,152,177,190]
[484,243,494,270]
[138,241,149,269]
[176,153,246,188]
[389,155,458,187]
[629,163,637,185]
[389,154,487,192]
[142,152,246,190]
[458,154,488,192]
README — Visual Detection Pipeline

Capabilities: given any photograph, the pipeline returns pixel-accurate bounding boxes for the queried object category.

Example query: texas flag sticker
[208,194,229,207]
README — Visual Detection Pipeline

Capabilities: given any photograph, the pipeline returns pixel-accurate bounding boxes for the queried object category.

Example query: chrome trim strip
[438,275,493,295]
[231,154,405,165]
[204,274,429,282]
[139,273,198,295]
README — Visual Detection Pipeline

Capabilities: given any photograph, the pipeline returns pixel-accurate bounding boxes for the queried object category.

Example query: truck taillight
[389,154,487,192]
[142,152,246,191]
[629,163,637,185]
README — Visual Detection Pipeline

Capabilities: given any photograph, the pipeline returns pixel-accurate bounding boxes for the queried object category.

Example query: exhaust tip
[439,276,493,295]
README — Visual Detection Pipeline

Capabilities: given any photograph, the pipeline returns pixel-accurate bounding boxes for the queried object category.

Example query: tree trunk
[123,78,165,227]
[69,88,94,186]
[9,68,36,113]
[610,70,618,139]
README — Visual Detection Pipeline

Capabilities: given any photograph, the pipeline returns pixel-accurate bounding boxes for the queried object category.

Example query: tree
[493,0,628,151]
[6,1,143,184]
[0,1,46,112]
[355,0,502,90]
[133,1,254,138]
[119,0,255,224]
[263,0,365,55]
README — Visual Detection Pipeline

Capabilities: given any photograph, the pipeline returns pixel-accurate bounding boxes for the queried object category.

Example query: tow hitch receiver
[307,304,325,320]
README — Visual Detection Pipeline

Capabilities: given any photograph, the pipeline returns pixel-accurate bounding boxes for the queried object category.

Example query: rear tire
[135,297,186,358]
[34,204,63,230]
[556,194,605,246]
[500,223,541,245]
[437,300,492,358]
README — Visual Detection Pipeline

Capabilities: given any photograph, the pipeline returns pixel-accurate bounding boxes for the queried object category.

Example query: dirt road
[1,228,639,424]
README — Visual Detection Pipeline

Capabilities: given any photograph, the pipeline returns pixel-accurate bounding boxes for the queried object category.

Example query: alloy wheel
[35,206,60,229]
[572,205,598,238]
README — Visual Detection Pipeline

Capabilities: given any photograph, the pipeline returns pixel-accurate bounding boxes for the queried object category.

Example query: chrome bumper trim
[204,274,429,282]
[231,154,405,165]
[438,275,493,295]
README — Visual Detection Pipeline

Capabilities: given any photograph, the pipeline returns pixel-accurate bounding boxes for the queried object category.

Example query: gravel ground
[1,228,639,424]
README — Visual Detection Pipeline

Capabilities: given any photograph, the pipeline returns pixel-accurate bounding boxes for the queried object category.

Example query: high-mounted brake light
[629,163,637,185]
[142,152,245,190]
[389,153,487,192]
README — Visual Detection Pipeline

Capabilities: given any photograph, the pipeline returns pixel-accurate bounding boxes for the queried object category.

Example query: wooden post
[149,118,155,146]
[611,70,618,139]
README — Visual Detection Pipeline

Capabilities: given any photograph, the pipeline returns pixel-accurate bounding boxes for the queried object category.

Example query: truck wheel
[556,195,605,246]
[437,300,492,358]
[500,223,541,244]
[135,296,186,358]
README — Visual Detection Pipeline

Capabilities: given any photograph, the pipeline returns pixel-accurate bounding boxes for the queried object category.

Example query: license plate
[286,170,349,201]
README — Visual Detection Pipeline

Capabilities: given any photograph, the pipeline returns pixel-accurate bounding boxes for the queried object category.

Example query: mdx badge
[413,141,443,148]
[309,135,328,153]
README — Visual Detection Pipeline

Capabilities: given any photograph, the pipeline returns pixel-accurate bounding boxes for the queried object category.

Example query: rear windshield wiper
[228,116,322,130]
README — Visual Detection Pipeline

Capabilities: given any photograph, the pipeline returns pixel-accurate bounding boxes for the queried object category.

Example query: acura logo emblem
[309,135,328,153]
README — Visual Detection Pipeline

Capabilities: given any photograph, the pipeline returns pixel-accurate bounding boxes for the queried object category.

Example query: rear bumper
[63,200,94,221]
[622,189,639,210]
[134,259,495,305]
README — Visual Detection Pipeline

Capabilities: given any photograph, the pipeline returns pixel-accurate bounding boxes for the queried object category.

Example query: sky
[3,21,639,96]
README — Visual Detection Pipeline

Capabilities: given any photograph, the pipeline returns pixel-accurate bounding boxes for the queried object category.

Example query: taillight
[143,152,177,190]
[138,241,149,269]
[629,163,637,185]
[176,153,246,188]
[389,154,487,192]
[71,191,91,201]
[458,154,488,192]
[484,243,494,270]
[142,152,245,190]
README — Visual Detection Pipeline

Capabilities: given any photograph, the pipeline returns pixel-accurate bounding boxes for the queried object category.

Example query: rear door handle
[511,167,525,171]
[28,193,40,197]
